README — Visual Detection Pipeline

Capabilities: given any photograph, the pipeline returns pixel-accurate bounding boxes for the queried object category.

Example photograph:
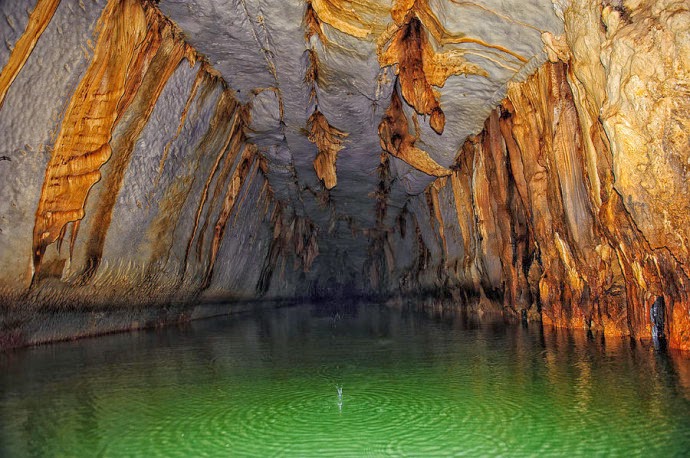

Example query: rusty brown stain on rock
[156,65,206,181]
[0,0,61,110]
[182,90,243,273]
[379,88,451,176]
[202,147,257,289]
[31,0,147,280]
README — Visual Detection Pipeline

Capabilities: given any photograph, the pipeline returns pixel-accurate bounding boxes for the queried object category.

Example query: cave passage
[0,0,690,351]
[1,0,690,351]
[1,0,690,454]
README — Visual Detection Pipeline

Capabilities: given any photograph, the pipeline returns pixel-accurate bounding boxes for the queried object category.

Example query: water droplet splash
[336,384,343,413]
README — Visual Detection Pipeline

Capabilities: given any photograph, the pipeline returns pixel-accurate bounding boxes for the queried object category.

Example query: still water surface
[1,301,690,456]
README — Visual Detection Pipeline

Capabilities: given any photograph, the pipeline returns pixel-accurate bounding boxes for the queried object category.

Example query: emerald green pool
[1,301,690,457]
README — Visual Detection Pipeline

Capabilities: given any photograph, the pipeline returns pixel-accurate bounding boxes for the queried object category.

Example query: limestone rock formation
[0,0,689,351]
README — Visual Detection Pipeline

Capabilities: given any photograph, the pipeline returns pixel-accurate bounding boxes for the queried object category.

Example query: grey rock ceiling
[158,0,563,248]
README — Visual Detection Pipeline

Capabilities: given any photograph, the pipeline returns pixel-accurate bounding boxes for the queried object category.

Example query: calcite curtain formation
[0,0,689,350]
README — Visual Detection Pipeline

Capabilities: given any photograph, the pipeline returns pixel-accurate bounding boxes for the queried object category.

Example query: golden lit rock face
[505,62,626,335]
[578,1,690,264]
[0,0,60,110]
[401,57,690,349]
[1,0,690,351]
[32,0,148,277]
[563,0,690,349]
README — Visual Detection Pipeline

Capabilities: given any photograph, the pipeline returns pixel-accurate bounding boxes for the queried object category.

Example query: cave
[1,0,690,455]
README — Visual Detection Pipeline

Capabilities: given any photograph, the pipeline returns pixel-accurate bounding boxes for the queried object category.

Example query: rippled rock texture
[0,0,319,319]
[1,0,689,350]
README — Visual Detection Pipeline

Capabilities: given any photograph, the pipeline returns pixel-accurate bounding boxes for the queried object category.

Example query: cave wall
[0,0,316,313]
[375,0,690,350]
[0,0,689,351]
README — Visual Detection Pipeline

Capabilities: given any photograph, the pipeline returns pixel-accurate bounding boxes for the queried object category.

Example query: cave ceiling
[157,0,563,255]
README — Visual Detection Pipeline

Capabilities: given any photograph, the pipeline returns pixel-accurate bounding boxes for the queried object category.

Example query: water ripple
[1,303,690,457]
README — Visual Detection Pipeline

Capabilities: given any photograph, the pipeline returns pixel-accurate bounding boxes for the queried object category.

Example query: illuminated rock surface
[0,0,689,350]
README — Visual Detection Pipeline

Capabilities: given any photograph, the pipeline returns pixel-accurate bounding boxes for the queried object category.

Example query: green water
[1,302,690,457]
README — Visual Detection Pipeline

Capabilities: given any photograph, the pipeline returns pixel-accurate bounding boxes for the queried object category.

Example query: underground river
[1,301,689,457]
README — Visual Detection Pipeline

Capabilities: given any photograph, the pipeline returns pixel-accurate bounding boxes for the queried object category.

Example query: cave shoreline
[1,290,682,357]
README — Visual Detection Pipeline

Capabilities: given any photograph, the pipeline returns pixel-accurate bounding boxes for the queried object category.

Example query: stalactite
[308,110,347,190]
[378,88,451,176]
[379,16,485,134]
[379,17,440,135]
[303,14,349,191]
[255,203,321,296]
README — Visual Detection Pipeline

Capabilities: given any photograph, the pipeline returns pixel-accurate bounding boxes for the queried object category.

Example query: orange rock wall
[370,0,690,351]
[381,59,690,350]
